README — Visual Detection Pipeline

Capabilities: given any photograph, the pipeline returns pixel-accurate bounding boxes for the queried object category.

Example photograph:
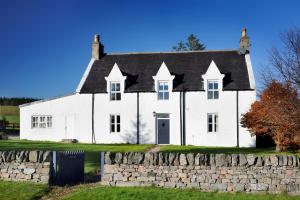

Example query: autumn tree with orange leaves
[241,81,300,151]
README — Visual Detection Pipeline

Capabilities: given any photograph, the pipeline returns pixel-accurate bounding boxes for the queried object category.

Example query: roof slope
[80,50,252,93]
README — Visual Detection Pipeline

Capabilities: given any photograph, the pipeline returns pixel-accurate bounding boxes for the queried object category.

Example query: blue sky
[1,0,300,98]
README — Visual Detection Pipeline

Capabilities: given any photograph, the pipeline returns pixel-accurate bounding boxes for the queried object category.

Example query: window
[158,81,169,100]
[110,82,121,101]
[208,113,218,133]
[47,116,52,128]
[31,116,38,128]
[208,80,219,99]
[31,115,52,129]
[110,114,120,133]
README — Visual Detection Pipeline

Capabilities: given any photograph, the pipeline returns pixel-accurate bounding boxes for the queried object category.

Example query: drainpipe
[136,92,140,144]
[182,91,186,146]
[180,92,183,145]
[236,91,239,147]
[92,93,95,144]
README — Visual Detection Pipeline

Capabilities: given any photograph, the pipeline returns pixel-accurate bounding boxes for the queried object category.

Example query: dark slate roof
[80,50,252,93]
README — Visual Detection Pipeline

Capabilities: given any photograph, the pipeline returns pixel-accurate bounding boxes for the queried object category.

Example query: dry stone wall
[0,151,52,183]
[102,152,300,194]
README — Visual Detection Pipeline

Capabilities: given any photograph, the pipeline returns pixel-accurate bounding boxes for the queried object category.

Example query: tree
[262,27,300,89]
[241,81,300,151]
[173,34,206,51]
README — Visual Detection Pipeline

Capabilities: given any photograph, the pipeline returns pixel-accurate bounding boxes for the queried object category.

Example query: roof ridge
[107,49,238,55]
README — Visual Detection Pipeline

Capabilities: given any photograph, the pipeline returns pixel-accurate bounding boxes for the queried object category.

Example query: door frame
[155,113,170,144]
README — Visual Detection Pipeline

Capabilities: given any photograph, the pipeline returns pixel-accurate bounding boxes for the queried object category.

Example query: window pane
[117,124,120,132]
[159,84,164,91]
[208,91,213,99]
[208,83,213,89]
[208,115,212,123]
[116,83,120,91]
[111,83,116,91]
[111,115,115,123]
[111,124,115,132]
[116,93,121,100]
[164,92,169,100]
[158,92,164,100]
[214,83,218,89]
[214,91,219,99]
[208,124,213,132]
[117,115,120,123]
[164,83,168,90]
[110,93,115,100]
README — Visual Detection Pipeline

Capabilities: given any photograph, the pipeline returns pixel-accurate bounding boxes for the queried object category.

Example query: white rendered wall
[20,94,93,143]
[185,90,256,147]
[93,92,181,144]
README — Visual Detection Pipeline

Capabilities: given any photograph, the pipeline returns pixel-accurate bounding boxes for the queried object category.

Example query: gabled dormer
[202,60,225,100]
[105,63,127,101]
[152,62,175,100]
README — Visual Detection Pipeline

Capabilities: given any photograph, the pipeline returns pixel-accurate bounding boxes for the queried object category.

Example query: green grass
[0,181,49,200]
[0,140,153,174]
[62,186,300,200]
[0,106,19,124]
[159,145,300,155]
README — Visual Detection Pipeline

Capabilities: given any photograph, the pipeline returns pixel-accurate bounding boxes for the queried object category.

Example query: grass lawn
[61,186,299,200]
[0,181,49,200]
[159,145,300,155]
[0,105,19,124]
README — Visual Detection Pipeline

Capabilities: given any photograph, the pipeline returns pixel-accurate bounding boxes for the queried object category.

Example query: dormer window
[207,80,219,99]
[110,82,121,101]
[158,81,169,100]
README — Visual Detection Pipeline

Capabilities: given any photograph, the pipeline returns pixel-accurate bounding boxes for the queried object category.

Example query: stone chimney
[92,34,104,60]
[239,28,250,54]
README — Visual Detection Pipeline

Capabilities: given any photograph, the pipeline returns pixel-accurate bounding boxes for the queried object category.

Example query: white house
[20,28,256,147]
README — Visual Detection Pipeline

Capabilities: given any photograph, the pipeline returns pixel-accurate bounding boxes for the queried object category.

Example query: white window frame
[207,113,218,133]
[110,82,121,101]
[31,116,39,128]
[47,116,52,128]
[110,114,121,133]
[207,80,219,99]
[158,81,169,100]
[31,115,52,129]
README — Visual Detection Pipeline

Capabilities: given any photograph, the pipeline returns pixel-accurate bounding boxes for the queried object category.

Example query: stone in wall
[0,151,52,184]
[102,152,300,194]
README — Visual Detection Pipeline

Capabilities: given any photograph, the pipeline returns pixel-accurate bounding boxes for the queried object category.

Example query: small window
[110,114,120,133]
[158,81,169,100]
[47,116,52,128]
[31,115,52,129]
[39,116,46,128]
[110,82,121,101]
[31,116,39,128]
[208,113,218,133]
[208,80,219,99]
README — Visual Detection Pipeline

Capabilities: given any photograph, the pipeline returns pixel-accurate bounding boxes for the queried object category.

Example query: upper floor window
[158,81,169,100]
[110,82,121,101]
[208,80,219,99]
[31,115,52,129]
[110,114,120,133]
[208,113,218,133]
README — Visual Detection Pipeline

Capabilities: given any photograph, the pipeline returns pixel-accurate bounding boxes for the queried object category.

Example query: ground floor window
[208,113,218,133]
[31,115,52,129]
[110,114,120,133]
